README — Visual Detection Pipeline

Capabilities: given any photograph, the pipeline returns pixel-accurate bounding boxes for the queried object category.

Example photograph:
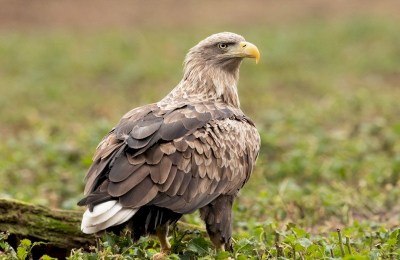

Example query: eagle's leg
[156,224,171,252]
[199,195,234,251]
[152,224,171,260]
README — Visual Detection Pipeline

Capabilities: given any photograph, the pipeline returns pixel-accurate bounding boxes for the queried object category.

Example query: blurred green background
[1,0,399,236]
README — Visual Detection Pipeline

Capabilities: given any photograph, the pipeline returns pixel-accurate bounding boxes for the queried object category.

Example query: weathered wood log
[0,198,91,258]
[0,198,205,258]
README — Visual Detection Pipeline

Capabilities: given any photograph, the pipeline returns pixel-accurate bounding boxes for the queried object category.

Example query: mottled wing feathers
[79,101,260,215]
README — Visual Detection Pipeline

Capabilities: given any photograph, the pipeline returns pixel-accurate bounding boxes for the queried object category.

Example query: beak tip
[240,41,260,64]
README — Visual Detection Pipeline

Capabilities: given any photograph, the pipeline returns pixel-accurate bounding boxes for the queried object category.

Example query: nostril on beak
[242,44,247,48]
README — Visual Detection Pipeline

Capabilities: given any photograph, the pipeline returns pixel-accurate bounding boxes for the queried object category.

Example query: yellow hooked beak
[238,41,260,64]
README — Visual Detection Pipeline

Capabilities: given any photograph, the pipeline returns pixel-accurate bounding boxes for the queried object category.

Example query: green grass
[1,17,400,259]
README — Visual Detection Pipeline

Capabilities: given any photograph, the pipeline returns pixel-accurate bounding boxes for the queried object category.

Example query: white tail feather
[114,209,137,226]
[81,201,138,234]
[88,203,123,226]
[83,200,117,218]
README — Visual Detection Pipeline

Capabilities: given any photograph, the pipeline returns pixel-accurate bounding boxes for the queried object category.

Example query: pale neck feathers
[160,55,241,108]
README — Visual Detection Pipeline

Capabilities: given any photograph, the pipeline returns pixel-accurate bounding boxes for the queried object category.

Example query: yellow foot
[152,252,168,260]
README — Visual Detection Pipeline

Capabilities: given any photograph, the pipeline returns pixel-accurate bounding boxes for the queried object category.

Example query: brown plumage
[78,32,261,253]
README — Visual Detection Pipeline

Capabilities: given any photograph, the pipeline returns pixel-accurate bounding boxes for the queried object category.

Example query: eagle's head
[184,32,260,74]
[163,32,260,108]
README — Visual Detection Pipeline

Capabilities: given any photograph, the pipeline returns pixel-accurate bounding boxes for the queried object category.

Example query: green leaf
[215,251,231,260]
[236,254,248,260]
[389,228,400,247]
[254,226,264,240]
[186,237,209,256]
[297,238,312,248]
[292,227,307,237]
[166,254,181,260]
[16,247,28,260]
[284,234,296,244]
[19,239,31,249]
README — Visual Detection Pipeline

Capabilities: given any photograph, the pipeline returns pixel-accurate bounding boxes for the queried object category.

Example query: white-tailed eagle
[78,32,261,254]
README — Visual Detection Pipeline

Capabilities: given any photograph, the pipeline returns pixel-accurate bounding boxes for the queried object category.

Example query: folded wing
[78,101,260,228]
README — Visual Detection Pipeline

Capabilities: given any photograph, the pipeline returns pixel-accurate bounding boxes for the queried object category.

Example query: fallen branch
[0,198,204,258]
[0,198,91,258]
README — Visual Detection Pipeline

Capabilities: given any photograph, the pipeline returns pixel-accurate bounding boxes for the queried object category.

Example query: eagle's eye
[217,43,228,50]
